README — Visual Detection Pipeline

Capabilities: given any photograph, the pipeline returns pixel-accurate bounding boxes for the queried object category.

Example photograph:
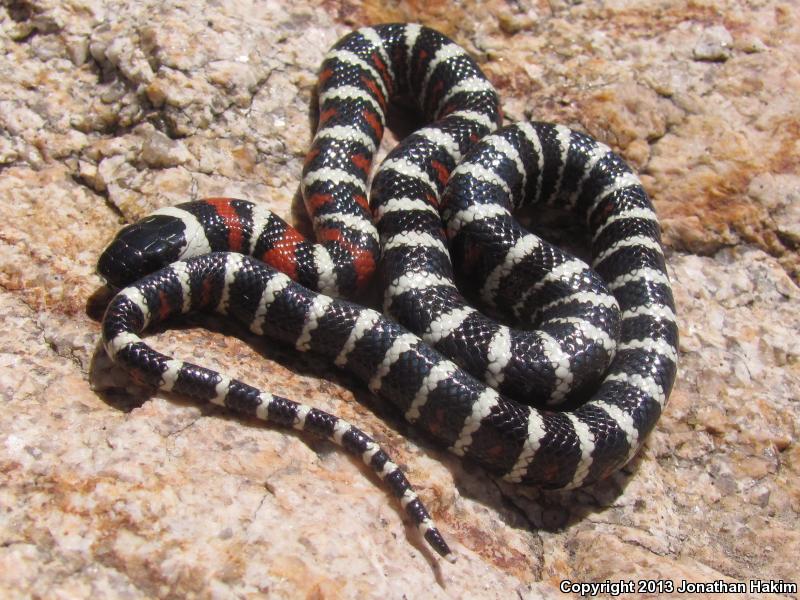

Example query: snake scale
[97,23,678,561]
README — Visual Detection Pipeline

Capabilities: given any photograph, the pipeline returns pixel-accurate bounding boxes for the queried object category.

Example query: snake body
[98,24,678,561]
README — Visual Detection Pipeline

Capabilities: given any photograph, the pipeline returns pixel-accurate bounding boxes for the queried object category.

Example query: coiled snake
[98,23,678,561]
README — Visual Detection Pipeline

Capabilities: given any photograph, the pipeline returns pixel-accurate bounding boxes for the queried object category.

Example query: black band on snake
[97,24,678,562]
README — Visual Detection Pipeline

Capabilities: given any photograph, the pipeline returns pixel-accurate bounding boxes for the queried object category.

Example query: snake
[97,23,678,562]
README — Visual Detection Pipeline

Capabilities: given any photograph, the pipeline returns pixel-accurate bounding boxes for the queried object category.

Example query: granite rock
[1,0,798,598]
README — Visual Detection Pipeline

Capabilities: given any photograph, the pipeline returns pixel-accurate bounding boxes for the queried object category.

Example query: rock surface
[1,0,798,598]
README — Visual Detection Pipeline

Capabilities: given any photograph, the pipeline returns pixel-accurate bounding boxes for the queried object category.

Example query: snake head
[97,213,187,289]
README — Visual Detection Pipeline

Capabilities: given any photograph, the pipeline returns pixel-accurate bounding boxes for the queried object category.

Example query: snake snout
[97,215,187,288]
[97,236,148,289]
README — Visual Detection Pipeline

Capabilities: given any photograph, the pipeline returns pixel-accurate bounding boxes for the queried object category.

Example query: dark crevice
[43,335,86,372]
[69,171,126,223]
[775,230,799,252]
[6,0,33,22]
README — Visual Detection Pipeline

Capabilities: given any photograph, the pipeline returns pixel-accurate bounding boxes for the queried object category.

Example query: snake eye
[97,215,187,288]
